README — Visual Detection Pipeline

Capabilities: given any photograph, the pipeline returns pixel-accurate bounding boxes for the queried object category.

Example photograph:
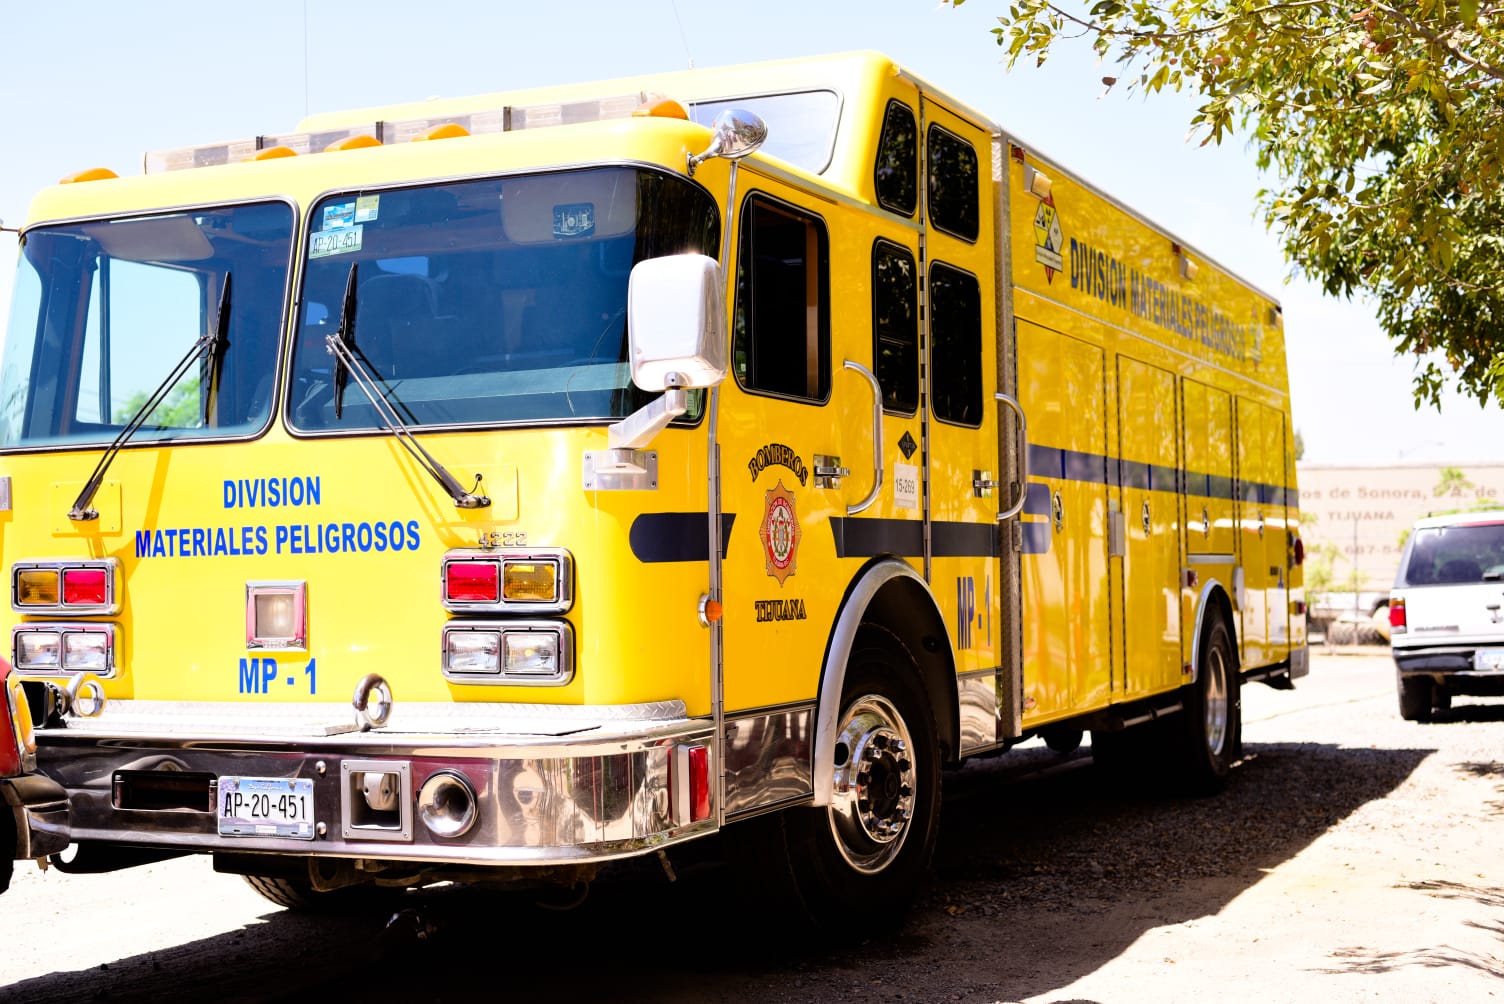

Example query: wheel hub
[828,695,917,874]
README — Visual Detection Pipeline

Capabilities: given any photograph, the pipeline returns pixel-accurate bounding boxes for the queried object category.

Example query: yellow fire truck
[0,51,1305,922]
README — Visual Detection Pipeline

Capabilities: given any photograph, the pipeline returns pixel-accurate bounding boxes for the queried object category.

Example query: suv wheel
[1397,675,1434,722]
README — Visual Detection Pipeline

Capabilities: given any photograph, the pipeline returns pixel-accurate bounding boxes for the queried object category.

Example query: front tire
[242,874,397,912]
[727,626,940,935]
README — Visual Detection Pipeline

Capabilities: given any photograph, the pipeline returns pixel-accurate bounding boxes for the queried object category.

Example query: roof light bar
[142,92,661,173]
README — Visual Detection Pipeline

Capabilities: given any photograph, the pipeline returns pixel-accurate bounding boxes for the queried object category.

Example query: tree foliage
[954,0,1504,406]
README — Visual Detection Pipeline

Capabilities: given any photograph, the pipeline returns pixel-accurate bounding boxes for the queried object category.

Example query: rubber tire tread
[723,625,940,939]
[1177,615,1240,795]
[1397,675,1434,722]
[0,812,14,896]
[242,874,394,912]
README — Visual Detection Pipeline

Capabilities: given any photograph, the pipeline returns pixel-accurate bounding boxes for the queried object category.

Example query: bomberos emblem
[759,479,801,585]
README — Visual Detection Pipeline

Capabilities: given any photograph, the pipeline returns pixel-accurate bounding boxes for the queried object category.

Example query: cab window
[733,195,830,402]
[872,240,918,414]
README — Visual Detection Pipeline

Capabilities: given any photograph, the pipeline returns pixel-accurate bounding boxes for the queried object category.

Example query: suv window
[1398,522,1504,585]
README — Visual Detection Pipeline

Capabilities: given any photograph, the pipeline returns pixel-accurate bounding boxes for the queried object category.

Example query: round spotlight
[417,771,477,839]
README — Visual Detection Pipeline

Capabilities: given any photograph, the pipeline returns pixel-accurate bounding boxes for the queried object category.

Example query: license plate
[217,776,316,840]
[1473,648,1504,671]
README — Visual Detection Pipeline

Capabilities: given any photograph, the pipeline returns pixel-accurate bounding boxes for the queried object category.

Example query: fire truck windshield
[0,202,294,450]
[287,166,719,432]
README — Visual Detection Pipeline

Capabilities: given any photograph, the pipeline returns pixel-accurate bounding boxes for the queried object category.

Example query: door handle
[842,360,882,515]
[995,392,1029,521]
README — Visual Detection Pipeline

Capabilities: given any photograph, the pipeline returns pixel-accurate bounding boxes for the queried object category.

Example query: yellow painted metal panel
[1117,356,1181,698]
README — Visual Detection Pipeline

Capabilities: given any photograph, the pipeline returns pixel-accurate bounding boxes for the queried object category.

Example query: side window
[733,195,831,401]
[927,125,979,243]
[874,100,918,216]
[872,240,918,414]
[930,262,982,426]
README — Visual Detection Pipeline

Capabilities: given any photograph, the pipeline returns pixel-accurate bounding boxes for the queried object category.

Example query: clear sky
[0,0,1496,465]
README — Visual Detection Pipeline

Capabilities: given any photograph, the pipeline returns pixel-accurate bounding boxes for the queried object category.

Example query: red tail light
[63,567,108,606]
[445,561,500,603]
[688,745,711,822]
[1389,598,1406,631]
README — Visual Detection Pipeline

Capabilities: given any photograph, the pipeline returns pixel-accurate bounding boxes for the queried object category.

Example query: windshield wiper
[68,328,219,523]
[203,273,232,425]
[326,262,490,510]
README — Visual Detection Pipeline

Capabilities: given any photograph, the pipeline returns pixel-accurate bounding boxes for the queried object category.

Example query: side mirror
[627,254,727,392]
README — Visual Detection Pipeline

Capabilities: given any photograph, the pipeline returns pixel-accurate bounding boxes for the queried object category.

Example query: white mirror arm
[608,387,689,451]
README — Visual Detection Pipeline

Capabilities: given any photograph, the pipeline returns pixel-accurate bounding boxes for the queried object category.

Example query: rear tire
[1397,675,1434,722]
[1178,615,1239,793]
[726,626,940,936]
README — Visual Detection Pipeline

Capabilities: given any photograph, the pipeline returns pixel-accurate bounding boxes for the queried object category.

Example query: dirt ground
[2,650,1500,1003]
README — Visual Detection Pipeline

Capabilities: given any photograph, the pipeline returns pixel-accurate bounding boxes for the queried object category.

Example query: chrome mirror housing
[687,108,768,174]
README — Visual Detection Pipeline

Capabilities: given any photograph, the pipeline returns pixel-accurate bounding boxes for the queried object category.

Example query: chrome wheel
[828,693,918,875]
[1203,642,1230,757]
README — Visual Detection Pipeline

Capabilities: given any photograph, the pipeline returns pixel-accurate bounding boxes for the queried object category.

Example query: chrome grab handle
[843,360,883,515]
[995,392,1029,522]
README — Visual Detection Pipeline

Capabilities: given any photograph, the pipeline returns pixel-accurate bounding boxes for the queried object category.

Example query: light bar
[11,623,116,676]
[441,549,572,613]
[441,621,574,686]
[11,558,120,615]
[142,92,659,173]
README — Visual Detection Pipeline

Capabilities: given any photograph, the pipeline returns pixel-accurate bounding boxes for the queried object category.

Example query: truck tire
[1177,615,1240,793]
[1397,675,1434,722]
[726,625,940,936]
[0,813,14,895]
[242,874,394,912]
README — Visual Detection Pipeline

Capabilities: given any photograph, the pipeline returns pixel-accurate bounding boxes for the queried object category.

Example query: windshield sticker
[553,203,595,238]
[323,201,357,230]
[310,225,363,259]
[355,195,380,223]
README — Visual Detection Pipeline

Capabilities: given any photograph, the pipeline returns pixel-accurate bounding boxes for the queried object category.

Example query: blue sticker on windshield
[553,203,595,239]
[323,202,356,230]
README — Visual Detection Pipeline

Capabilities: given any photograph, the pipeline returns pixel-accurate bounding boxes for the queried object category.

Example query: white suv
[1389,509,1504,720]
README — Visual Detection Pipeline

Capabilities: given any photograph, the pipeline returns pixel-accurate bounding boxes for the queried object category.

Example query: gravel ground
[1,650,1500,1003]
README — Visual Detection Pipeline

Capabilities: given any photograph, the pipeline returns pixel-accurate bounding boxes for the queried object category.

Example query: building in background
[1297,463,1504,618]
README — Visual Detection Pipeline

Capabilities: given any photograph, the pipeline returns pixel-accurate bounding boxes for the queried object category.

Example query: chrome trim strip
[957,671,999,756]
[1190,578,1233,686]
[723,707,813,816]
[1187,552,1237,565]
[1,773,71,859]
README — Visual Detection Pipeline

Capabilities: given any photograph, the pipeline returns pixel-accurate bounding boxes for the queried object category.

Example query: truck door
[717,185,850,725]
[919,100,1002,694]
[1236,396,1287,669]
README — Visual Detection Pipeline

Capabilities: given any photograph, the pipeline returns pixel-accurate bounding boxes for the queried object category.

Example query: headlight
[12,624,116,676]
[442,622,573,686]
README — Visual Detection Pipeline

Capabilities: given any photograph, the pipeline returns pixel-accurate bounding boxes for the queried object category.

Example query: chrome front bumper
[36,700,715,867]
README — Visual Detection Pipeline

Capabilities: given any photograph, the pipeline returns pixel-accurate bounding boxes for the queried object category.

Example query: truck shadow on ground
[6,742,1431,1004]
